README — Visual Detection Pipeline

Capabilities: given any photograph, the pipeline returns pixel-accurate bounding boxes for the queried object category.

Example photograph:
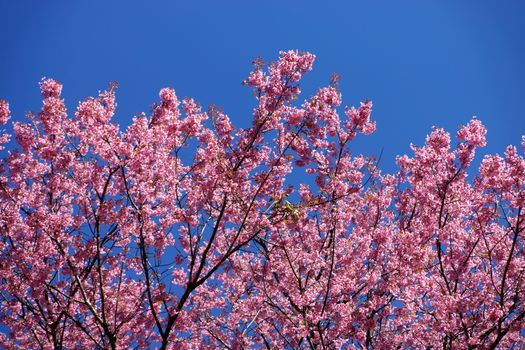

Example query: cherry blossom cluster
[0,51,523,349]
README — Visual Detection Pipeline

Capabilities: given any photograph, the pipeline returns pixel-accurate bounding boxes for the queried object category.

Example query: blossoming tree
[0,51,523,349]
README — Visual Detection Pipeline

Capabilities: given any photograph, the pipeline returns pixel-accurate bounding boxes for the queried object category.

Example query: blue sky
[1,1,524,173]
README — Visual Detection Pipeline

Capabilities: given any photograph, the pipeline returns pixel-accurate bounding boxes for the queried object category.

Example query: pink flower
[0,53,523,350]
[39,78,62,98]
[345,100,375,135]
[14,122,37,152]
[457,118,487,147]
[0,99,10,125]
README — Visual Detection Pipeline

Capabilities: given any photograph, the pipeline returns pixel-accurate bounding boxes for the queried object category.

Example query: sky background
[1,1,524,173]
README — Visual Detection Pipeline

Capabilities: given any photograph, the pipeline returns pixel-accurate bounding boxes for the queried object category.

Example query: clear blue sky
[1,1,524,172]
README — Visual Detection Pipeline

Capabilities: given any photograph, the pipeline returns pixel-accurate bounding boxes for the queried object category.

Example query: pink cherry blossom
[0,99,10,150]
[0,99,9,125]
[0,52,524,349]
